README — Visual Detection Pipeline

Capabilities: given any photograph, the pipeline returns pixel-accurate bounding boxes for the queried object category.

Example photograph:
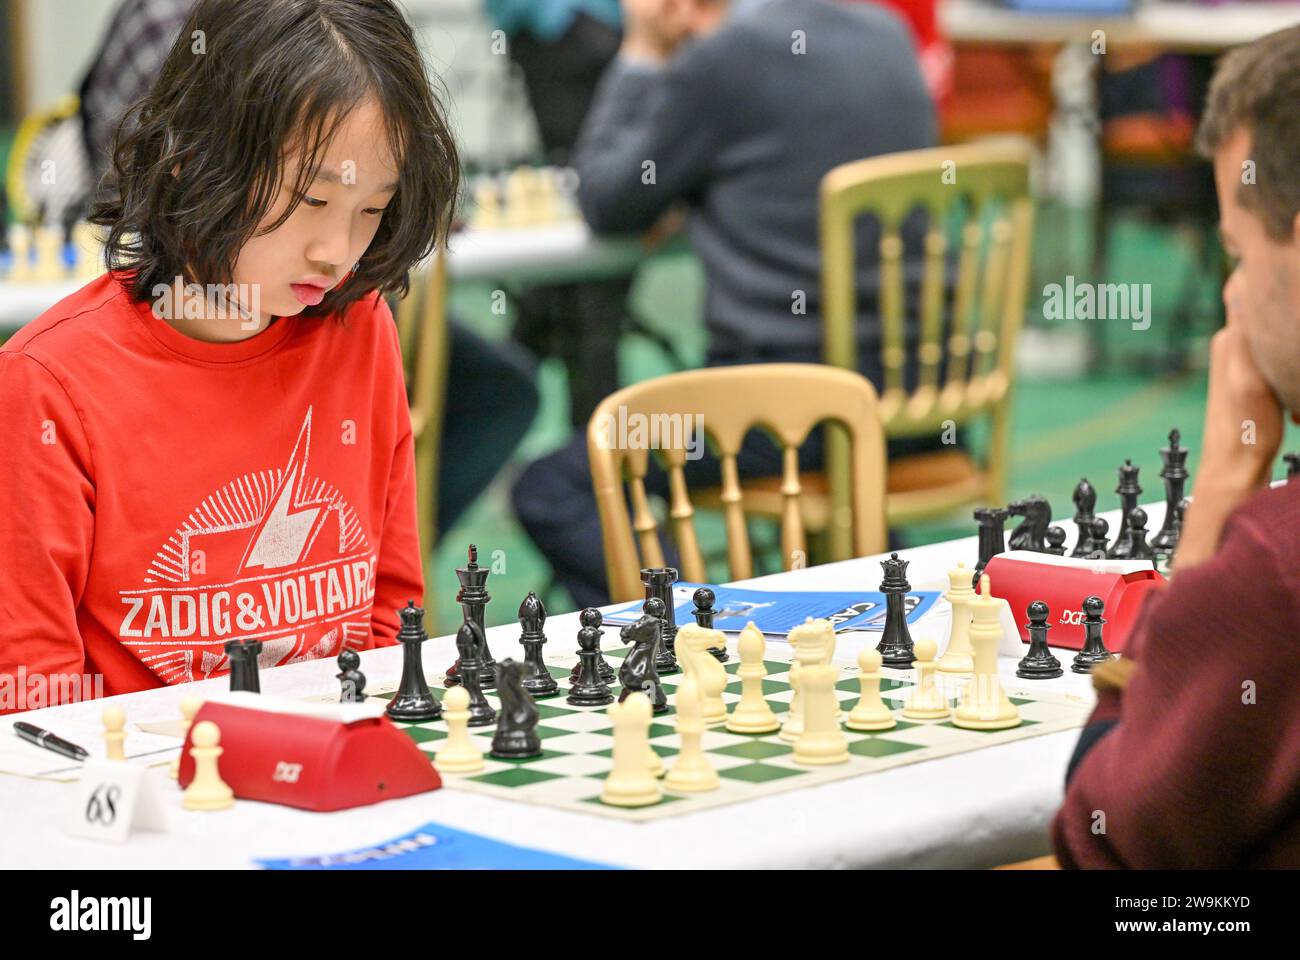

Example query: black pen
[13,722,89,762]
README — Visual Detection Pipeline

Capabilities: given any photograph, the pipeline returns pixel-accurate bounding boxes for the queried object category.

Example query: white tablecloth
[0,501,1164,870]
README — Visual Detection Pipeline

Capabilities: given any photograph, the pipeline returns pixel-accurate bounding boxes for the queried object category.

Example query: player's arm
[1176,273,1284,570]
[1052,501,1300,867]
[573,38,727,234]
[0,353,96,712]
[367,298,425,647]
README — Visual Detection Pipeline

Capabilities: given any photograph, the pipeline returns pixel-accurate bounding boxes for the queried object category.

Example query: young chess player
[1053,24,1300,868]
[0,0,458,711]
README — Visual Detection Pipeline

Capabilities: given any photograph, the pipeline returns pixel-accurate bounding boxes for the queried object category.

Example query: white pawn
[32,227,63,282]
[902,637,951,719]
[182,721,234,811]
[169,697,202,779]
[846,648,896,731]
[726,623,780,734]
[665,674,719,792]
[792,645,849,766]
[602,693,662,807]
[937,562,976,675]
[102,706,126,762]
[435,686,484,773]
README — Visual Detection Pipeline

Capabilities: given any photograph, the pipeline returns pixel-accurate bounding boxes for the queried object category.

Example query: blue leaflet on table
[254,821,618,870]
[600,583,940,636]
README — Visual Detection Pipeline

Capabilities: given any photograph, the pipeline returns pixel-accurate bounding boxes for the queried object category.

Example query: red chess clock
[177,694,441,811]
[983,551,1167,653]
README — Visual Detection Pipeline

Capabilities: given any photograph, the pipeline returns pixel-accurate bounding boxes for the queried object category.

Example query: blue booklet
[256,822,617,870]
[601,582,940,637]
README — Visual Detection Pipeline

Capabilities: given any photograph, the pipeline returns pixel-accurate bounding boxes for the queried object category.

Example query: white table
[0,500,1166,870]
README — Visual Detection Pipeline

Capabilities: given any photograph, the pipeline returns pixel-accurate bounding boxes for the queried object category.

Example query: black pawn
[336,648,366,702]
[1087,517,1110,559]
[568,615,614,706]
[1070,478,1098,558]
[974,506,1009,587]
[455,620,497,727]
[876,552,915,668]
[225,638,262,693]
[692,586,728,662]
[1127,507,1154,562]
[1044,525,1067,556]
[1151,429,1189,553]
[1072,596,1113,674]
[1285,452,1300,483]
[517,591,559,697]
[386,601,441,722]
[569,608,615,685]
[1016,601,1063,679]
[490,659,542,759]
[641,567,681,674]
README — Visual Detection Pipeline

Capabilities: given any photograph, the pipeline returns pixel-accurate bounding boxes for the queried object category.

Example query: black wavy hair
[89,0,460,318]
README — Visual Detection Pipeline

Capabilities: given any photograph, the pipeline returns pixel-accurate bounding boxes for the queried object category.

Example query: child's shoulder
[1,272,130,362]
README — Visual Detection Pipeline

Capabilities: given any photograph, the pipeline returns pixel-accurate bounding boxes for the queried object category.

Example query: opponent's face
[1213,127,1300,410]
[232,97,399,325]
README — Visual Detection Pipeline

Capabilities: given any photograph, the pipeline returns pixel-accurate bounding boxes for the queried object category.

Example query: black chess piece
[225,638,262,693]
[1151,429,1189,554]
[1071,596,1114,674]
[876,553,916,668]
[568,613,615,706]
[974,506,1009,586]
[445,544,495,688]
[1285,452,1300,483]
[336,648,366,702]
[692,586,728,662]
[1044,526,1067,556]
[455,619,497,727]
[1127,507,1154,562]
[517,591,559,697]
[641,567,680,674]
[489,659,542,759]
[1070,478,1098,558]
[1007,495,1052,552]
[1087,517,1110,559]
[1108,460,1143,559]
[1016,601,1063,679]
[617,610,669,713]
[569,608,615,685]
[386,600,442,722]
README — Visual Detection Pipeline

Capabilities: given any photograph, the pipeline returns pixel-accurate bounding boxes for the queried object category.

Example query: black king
[444,544,497,688]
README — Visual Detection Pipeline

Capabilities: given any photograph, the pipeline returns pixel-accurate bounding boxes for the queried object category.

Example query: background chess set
[366,642,1093,822]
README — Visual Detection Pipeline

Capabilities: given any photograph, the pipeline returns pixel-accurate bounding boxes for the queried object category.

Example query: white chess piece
[665,674,719,792]
[792,643,849,765]
[937,562,976,675]
[435,686,485,773]
[32,227,63,282]
[846,648,896,731]
[726,623,780,734]
[102,706,126,762]
[954,575,1020,730]
[10,225,31,282]
[602,692,662,807]
[169,697,202,780]
[902,636,952,720]
[182,721,235,811]
[676,624,728,725]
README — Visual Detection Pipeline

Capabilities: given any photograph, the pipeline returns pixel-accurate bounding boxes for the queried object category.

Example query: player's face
[1213,127,1300,411]
[233,97,399,323]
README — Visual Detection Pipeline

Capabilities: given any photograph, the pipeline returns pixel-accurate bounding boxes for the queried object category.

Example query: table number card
[65,761,168,844]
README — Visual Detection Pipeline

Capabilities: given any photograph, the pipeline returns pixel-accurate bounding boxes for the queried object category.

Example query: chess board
[373,645,1094,822]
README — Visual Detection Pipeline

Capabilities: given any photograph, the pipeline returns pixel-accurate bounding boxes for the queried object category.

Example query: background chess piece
[225,638,262,693]
[336,648,367,703]
[1152,428,1189,554]
[641,567,680,674]
[518,591,559,697]
[974,506,1009,585]
[169,697,202,779]
[1072,596,1114,673]
[490,659,543,759]
[182,721,235,811]
[102,706,126,762]
[386,601,441,722]
[435,686,485,773]
[446,544,496,688]
[1070,478,1098,557]
[1017,601,1063,679]
[876,553,916,668]
[692,586,728,662]
[1108,460,1143,559]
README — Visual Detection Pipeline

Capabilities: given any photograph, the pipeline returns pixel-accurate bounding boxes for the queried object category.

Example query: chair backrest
[394,251,450,578]
[587,363,887,603]
[819,141,1034,554]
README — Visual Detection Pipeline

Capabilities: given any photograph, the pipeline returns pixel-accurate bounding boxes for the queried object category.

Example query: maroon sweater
[1053,479,1300,868]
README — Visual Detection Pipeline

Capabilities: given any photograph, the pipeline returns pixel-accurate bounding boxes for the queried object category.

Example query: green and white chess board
[375,646,1093,822]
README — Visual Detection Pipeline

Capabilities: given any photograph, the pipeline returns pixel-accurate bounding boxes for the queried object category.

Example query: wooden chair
[820,141,1035,556]
[393,252,451,596]
[588,363,888,603]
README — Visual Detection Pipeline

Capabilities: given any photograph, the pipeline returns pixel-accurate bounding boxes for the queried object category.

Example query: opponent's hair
[1196,24,1300,242]
[89,0,460,317]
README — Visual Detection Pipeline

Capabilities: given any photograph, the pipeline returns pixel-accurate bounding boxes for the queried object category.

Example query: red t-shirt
[0,271,424,711]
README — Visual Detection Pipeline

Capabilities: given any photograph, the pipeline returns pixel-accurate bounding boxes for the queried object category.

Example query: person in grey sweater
[513,0,940,608]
